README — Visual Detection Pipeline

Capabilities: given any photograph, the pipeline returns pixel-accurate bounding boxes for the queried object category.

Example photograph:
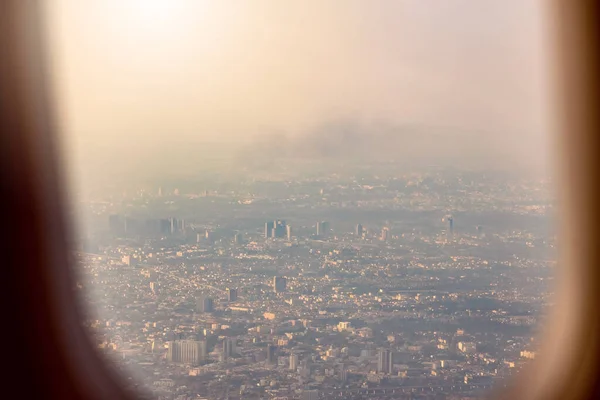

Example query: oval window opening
[44,1,556,399]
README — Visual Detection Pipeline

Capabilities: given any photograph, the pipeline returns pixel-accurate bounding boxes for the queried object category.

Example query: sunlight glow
[126,0,186,29]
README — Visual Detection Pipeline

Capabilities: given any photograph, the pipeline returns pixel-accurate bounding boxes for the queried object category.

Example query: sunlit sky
[45,0,553,173]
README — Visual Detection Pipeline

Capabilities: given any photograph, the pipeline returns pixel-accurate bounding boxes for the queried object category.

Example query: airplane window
[43,1,555,399]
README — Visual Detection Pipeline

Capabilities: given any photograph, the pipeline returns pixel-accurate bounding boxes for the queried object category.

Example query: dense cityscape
[72,161,554,400]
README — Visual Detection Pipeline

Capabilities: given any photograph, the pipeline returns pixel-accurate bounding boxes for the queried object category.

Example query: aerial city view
[72,152,554,400]
[48,1,553,399]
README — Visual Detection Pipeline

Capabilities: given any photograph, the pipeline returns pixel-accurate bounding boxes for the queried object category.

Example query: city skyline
[76,163,553,399]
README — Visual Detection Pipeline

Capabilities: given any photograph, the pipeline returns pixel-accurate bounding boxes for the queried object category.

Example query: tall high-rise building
[234,233,244,244]
[380,227,390,241]
[316,221,330,237]
[197,297,214,313]
[265,221,275,238]
[205,230,214,243]
[265,220,288,239]
[476,225,483,238]
[289,353,298,371]
[121,256,135,266]
[273,220,287,238]
[339,364,348,382]
[273,277,287,294]
[222,338,233,360]
[377,349,393,374]
[227,288,238,302]
[299,359,311,378]
[286,225,293,241]
[355,224,363,237]
[447,216,454,239]
[167,340,207,365]
[267,344,277,364]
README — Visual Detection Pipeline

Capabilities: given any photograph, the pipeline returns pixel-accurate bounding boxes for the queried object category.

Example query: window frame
[1,1,599,399]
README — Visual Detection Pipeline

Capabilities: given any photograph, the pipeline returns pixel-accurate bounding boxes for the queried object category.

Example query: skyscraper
[222,338,233,360]
[377,349,393,374]
[286,225,292,241]
[448,216,454,239]
[355,224,363,237]
[227,288,238,302]
[265,221,275,238]
[234,233,243,244]
[265,220,288,238]
[273,277,287,294]
[316,221,330,237]
[339,364,348,382]
[380,227,390,241]
[299,359,311,378]
[167,340,207,365]
[289,353,298,371]
[197,296,214,313]
[273,220,287,238]
[267,344,277,364]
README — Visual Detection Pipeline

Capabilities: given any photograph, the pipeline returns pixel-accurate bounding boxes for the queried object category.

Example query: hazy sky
[45,1,553,172]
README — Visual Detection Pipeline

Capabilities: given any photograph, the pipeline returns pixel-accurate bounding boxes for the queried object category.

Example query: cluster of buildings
[75,167,552,400]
